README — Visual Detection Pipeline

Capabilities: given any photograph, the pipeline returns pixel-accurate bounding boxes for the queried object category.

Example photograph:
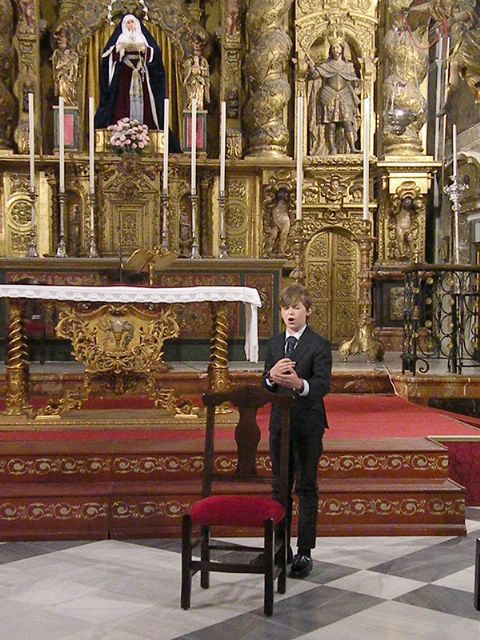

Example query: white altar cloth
[0,285,262,362]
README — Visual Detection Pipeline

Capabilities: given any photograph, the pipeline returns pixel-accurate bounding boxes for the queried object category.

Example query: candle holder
[338,222,384,362]
[56,191,68,258]
[218,190,228,258]
[444,175,468,264]
[161,189,170,250]
[289,218,307,284]
[26,187,39,258]
[190,190,201,259]
[88,191,100,258]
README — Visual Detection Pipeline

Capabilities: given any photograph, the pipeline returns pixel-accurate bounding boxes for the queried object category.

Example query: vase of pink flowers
[107,118,150,154]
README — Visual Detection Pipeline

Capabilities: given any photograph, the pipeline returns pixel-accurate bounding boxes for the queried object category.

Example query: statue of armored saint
[308,38,360,155]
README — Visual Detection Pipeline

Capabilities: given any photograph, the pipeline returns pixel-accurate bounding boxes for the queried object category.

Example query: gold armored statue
[307,35,361,156]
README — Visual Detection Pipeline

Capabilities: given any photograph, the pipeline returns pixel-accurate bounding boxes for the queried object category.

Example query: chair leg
[475,538,480,611]
[181,514,193,610]
[264,519,274,616]
[277,521,287,595]
[200,525,210,589]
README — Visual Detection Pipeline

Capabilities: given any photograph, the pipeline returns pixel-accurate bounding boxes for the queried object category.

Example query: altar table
[0,284,261,417]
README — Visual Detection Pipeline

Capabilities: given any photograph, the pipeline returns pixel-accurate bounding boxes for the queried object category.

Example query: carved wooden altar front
[0,284,261,420]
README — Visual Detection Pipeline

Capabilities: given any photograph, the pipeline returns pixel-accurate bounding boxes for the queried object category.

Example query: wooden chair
[181,385,293,616]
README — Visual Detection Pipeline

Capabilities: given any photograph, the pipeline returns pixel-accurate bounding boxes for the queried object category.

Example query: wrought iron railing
[402,264,480,375]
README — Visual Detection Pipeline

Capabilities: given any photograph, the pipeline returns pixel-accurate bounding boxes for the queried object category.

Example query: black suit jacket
[263,326,332,437]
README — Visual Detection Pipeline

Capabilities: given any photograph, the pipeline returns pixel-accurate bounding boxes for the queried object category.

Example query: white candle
[452,123,458,179]
[191,99,197,193]
[220,101,226,194]
[295,95,303,221]
[88,97,95,194]
[163,98,169,192]
[362,94,370,221]
[59,97,65,193]
[28,92,35,191]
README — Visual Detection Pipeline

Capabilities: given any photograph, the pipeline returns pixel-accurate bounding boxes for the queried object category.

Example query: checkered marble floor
[0,509,479,640]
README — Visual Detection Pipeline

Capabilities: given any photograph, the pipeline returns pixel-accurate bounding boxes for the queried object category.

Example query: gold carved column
[244,0,293,157]
[222,0,243,159]
[12,0,41,154]
[0,0,15,151]
[5,300,31,416]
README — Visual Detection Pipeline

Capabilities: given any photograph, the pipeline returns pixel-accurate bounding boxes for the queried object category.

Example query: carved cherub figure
[265,187,291,256]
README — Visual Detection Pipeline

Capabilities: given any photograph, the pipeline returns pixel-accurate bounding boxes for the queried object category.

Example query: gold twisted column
[244,0,293,157]
[207,301,231,394]
[5,300,31,416]
[339,226,384,362]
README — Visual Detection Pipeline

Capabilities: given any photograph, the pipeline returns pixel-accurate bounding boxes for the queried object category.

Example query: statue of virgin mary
[94,13,181,150]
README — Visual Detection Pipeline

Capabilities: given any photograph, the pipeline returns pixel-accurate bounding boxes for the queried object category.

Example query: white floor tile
[325,569,426,599]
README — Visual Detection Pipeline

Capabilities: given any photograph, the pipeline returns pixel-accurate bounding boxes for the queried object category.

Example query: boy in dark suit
[264,284,332,578]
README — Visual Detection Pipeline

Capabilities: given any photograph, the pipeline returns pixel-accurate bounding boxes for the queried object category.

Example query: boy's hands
[269,358,304,392]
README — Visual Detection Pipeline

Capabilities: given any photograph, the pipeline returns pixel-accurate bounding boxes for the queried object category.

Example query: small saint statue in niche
[265,187,292,256]
[307,37,361,155]
[182,33,210,111]
[51,30,79,105]
[94,13,181,150]
[226,0,240,36]
[19,0,35,28]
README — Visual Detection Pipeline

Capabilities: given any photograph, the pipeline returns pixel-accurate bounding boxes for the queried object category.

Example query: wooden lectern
[125,247,177,285]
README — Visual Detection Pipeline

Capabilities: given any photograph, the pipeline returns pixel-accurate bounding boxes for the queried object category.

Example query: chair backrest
[202,385,293,506]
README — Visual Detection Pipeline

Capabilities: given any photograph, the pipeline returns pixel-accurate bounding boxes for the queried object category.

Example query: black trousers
[270,430,324,550]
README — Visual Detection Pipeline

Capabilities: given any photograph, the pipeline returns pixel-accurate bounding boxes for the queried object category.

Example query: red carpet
[324,395,480,439]
[0,394,478,441]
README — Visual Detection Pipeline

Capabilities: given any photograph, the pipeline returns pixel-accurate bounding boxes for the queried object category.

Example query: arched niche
[50,1,208,148]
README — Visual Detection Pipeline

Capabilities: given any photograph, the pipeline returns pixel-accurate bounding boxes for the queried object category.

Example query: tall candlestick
[219,101,228,258]
[28,93,35,191]
[362,94,371,221]
[59,97,65,193]
[88,97,95,194]
[295,95,304,221]
[452,123,458,179]
[163,98,169,192]
[191,99,197,193]
[220,101,226,194]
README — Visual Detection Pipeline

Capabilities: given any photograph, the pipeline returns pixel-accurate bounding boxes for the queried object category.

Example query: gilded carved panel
[98,157,160,255]
[4,174,32,256]
[306,228,359,344]
[225,177,252,257]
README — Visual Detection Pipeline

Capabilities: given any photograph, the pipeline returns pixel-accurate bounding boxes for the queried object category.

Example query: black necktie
[285,336,298,359]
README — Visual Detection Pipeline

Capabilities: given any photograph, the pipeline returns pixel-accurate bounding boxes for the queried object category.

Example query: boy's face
[281,301,311,334]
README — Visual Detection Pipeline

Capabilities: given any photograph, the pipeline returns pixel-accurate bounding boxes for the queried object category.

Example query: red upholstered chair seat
[189,495,286,528]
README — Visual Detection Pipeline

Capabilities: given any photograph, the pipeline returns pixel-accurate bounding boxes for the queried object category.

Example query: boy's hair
[279,284,313,310]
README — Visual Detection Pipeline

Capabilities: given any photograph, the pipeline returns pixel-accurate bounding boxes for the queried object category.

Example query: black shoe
[289,554,313,578]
